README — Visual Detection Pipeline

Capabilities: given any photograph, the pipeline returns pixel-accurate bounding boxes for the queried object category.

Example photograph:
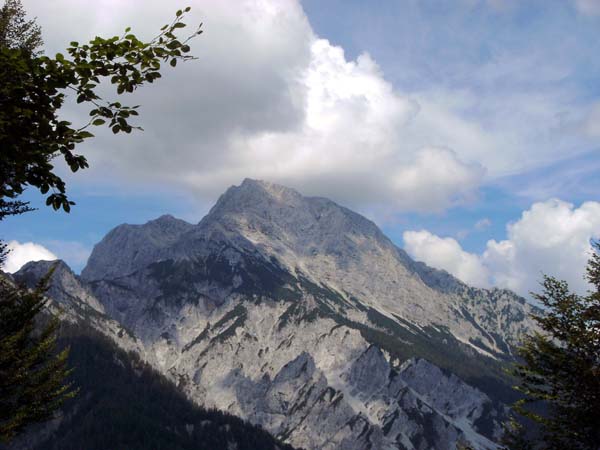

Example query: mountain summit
[82,214,193,281]
[84,179,535,354]
[26,180,538,449]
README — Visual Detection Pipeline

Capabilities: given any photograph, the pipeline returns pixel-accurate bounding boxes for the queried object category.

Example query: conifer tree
[0,268,76,443]
[509,242,600,450]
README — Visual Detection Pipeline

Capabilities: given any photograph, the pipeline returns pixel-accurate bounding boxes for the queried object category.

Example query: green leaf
[0,6,205,220]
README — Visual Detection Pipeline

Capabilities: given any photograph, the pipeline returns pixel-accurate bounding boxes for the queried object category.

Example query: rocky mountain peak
[14,259,68,287]
[15,259,106,314]
[151,213,189,227]
[79,179,536,360]
[17,258,68,278]
[83,179,393,285]
[199,179,390,270]
[206,178,309,224]
[81,214,193,282]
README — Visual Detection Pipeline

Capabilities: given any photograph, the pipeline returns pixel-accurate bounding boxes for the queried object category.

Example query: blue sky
[3,0,600,298]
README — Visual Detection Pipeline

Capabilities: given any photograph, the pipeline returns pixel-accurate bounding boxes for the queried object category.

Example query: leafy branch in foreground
[0,5,202,215]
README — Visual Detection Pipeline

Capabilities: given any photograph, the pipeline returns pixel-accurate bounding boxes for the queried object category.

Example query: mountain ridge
[82,179,537,355]
[17,179,538,450]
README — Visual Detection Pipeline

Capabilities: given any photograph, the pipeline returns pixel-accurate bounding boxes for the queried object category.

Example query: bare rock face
[17,260,105,314]
[23,179,538,450]
[14,259,147,362]
[81,214,194,282]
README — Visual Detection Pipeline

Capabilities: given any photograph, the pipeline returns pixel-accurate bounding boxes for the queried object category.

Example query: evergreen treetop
[509,242,600,449]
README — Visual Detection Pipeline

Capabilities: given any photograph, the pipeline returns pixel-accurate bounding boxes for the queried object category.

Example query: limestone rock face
[81,214,194,282]
[18,260,105,314]
[21,179,539,450]
[14,259,147,362]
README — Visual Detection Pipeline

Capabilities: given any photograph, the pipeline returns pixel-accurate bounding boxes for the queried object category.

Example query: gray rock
[26,179,539,450]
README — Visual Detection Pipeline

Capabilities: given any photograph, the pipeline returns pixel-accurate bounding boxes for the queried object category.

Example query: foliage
[0,2,203,444]
[508,242,600,450]
[0,3,201,216]
[0,269,76,443]
[0,242,7,268]
[0,0,42,55]
[0,0,39,240]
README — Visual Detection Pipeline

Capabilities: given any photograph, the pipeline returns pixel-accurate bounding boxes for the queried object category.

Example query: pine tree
[509,242,600,450]
[0,268,76,443]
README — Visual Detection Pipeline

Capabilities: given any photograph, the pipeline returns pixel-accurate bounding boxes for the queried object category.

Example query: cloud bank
[404,199,600,297]
[26,0,600,213]
[403,230,490,287]
[2,241,58,273]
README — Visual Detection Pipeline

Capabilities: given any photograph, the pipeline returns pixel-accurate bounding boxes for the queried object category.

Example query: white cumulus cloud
[25,0,486,213]
[404,200,600,297]
[403,230,490,288]
[23,0,600,214]
[391,148,484,212]
[484,199,600,295]
[2,241,58,274]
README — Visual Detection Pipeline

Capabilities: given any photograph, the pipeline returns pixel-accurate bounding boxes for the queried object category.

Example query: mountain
[7,263,295,450]
[16,179,538,449]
